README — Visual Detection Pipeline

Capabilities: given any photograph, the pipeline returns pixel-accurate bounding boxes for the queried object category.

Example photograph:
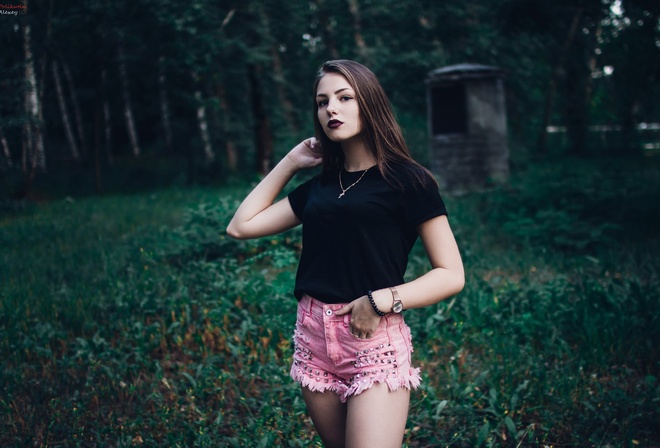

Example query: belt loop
[303,294,314,314]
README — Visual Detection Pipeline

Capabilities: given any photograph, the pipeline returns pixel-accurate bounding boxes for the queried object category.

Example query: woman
[227,60,464,448]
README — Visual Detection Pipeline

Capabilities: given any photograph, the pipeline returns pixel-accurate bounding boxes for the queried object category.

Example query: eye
[340,95,353,102]
[317,99,328,107]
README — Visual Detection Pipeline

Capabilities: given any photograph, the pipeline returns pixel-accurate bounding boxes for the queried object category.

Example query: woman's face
[316,73,362,143]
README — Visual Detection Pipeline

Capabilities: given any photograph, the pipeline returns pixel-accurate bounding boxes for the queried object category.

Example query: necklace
[338,167,370,198]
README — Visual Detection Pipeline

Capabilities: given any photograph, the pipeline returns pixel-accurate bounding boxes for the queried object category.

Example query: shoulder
[386,161,438,193]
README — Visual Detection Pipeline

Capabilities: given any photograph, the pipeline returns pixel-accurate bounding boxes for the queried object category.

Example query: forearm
[226,156,298,237]
[371,266,465,313]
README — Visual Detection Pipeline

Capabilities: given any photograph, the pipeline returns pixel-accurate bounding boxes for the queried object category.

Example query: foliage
[1,157,659,446]
[1,0,658,195]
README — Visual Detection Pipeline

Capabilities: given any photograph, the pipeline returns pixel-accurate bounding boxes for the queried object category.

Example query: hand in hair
[286,137,323,170]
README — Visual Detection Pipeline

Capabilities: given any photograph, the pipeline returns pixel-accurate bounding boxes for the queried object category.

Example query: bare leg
[301,386,348,448]
[345,383,410,448]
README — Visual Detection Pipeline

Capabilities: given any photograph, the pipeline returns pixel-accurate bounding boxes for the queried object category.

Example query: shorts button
[325,309,333,316]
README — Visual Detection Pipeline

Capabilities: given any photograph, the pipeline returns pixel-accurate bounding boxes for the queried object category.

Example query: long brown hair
[313,59,436,190]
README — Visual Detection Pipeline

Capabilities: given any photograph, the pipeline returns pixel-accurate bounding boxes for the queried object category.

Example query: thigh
[345,382,410,448]
[302,386,348,448]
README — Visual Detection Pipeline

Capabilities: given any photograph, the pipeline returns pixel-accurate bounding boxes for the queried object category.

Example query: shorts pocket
[344,314,388,341]
[296,307,310,327]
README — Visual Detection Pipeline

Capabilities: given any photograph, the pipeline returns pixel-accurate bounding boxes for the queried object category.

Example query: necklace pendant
[338,166,370,200]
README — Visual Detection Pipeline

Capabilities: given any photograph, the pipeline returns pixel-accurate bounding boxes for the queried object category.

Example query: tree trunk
[0,125,11,168]
[34,0,53,170]
[217,83,238,172]
[94,94,103,193]
[117,44,141,157]
[249,66,273,175]
[101,69,114,164]
[62,61,88,157]
[346,0,369,62]
[270,45,298,134]
[23,23,45,175]
[257,3,299,134]
[158,55,173,152]
[538,7,582,156]
[192,72,215,164]
[52,60,80,161]
[565,59,589,156]
[22,124,30,174]
[315,0,340,59]
[621,99,641,155]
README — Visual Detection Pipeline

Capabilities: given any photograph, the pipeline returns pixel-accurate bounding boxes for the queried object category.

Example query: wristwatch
[389,287,404,314]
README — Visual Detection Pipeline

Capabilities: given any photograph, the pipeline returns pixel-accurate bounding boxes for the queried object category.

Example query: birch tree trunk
[0,126,11,168]
[192,72,215,164]
[52,60,80,161]
[23,23,45,174]
[158,55,173,152]
[34,0,53,170]
[62,61,88,157]
[117,44,141,157]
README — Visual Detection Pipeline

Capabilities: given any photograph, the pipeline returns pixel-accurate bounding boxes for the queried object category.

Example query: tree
[52,60,80,161]
[23,22,45,176]
[117,44,141,157]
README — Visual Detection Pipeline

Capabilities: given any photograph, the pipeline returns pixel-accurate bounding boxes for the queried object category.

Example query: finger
[334,304,352,316]
[351,325,370,339]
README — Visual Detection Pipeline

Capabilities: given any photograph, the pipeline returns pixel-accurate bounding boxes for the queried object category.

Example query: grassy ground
[1,157,659,447]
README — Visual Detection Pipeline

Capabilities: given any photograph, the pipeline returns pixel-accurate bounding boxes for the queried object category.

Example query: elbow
[453,265,466,294]
[454,273,466,295]
[445,267,465,297]
[226,222,246,240]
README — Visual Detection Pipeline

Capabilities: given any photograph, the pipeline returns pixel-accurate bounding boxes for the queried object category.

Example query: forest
[1,0,659,446]
[0,0,658,193]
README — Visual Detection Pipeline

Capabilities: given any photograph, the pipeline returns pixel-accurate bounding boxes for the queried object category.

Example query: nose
[326,99,337,116]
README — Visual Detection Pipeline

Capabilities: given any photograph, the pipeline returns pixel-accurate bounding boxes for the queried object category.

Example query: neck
[341,137,376,171]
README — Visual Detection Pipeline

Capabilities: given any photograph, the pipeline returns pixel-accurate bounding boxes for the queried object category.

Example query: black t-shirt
[287,164,447,304]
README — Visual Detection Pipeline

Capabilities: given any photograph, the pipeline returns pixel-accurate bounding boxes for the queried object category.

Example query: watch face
[392,300,403,313]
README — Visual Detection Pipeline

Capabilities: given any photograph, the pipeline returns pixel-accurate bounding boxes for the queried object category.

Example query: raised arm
[226,138,322,240]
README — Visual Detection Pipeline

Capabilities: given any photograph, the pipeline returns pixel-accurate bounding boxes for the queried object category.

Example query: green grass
[1,157,659,447]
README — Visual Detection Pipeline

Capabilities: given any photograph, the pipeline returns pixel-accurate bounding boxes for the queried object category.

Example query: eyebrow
[316,87,352,98]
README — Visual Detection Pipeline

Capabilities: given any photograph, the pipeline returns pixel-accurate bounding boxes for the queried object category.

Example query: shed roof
[426,64,503,83]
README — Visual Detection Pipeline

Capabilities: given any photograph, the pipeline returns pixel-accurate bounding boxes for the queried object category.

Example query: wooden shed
[426,64,509,193]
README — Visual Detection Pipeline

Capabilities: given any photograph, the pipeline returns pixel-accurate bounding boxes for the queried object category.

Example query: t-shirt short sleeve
[287,179,313,222]
[401,182,447,228]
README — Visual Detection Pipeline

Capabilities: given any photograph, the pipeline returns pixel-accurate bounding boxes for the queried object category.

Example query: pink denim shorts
[290,294,421,403]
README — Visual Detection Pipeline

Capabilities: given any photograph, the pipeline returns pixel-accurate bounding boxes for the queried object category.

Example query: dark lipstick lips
[327,119,343,128]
